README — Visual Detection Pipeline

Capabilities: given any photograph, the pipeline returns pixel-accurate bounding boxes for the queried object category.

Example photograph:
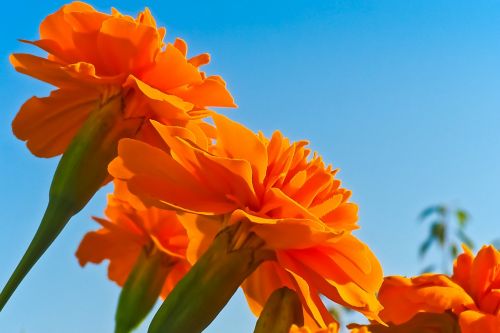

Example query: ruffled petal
[379,275,475,325]
[212,113,268,184]
[458,310,500,333]
[124,76,194,120]
[176,213,221,264]
[229,209,338,250]
[97,16,161,76]
[278,245,383,323]
[151,121,259,209]
[468,245,500,306]
[75,228,142,286]
[168,75,236,107]
[241,261,294,316]
[12,88,99,157]
[141,43,202,91]
[109,138,238,215]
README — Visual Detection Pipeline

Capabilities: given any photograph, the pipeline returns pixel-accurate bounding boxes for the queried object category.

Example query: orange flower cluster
[9,3,382,331]
[374,245,500,333]
[8,2,499,333]
[109,113,383,328]
[12,1,234,157]
[76,181,190,298]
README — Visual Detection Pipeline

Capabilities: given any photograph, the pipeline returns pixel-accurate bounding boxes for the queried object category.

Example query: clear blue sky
[1,0,500,332]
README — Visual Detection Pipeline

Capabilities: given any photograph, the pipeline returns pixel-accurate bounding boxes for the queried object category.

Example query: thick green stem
[115,247,173,333]
[253,287,304,333]
[148,222,274,333]
[0,95,142,311]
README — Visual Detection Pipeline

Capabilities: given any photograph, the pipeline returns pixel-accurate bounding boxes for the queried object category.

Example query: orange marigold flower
[75,181,190,298]
[109,114,384,327]
[11,1,235,157]
[377,245,500,333]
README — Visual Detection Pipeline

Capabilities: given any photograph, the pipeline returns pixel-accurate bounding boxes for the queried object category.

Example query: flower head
[12,1,235,157]
[109,114,383,327]
[377,245,500,333]
[75,180,190,298]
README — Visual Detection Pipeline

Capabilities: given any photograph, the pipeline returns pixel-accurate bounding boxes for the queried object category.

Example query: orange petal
[452,245,474,291]
[458,310,500,333]
[12,88,99,157]
[76,228,142,286]
[278,249,383,323]
[176,213,221,264]
[173,38,187,56]
[241,260,294,316]
[319,235,383,293]
[379,275,475,325]
[169,75,236,107]
[212,113,268,184]
[11,54,77,88]
[260,188,319,221]
[188,53,210,67]
[141,44,202,91]
[96,16,160,76]
[109,138,238,215]
[277,252,338,327]
[322,203,359,231]
[10,53,117,87]
[39,2,98,58]
[151,120,259,208]
[468,245,500,304]
[124,76,194,120]
[229,209,338,249]
[160,261,191,299]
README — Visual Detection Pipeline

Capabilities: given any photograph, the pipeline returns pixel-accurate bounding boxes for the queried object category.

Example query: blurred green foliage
[417,205,474,273]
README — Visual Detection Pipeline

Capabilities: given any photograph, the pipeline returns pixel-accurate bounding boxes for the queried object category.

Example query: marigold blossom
[11,1,235,157]
[76,181,190,298]
[377,245,500,333]
[109,114,384,328]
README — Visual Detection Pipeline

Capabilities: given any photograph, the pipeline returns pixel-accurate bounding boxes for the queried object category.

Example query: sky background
[1,0,500,332]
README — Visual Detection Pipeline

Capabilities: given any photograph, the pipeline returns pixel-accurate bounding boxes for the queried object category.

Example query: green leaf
[418,205,445,222]
[431,222,446,246]
[456,209,469,227]
[253,288,303,333]
[450,243,459,258]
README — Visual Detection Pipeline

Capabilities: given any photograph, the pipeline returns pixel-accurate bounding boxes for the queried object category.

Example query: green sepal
[148,222,274,333]
[0,95,142,310]
[253,287,304,333]
[115,246,173,333]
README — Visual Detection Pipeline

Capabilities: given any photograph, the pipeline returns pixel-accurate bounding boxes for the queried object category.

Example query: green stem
[0,95,142,311]
[148,222,274,333]
[253,287,303,333]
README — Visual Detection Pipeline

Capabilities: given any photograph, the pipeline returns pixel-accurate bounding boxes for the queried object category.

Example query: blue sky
[1,0,500,332]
